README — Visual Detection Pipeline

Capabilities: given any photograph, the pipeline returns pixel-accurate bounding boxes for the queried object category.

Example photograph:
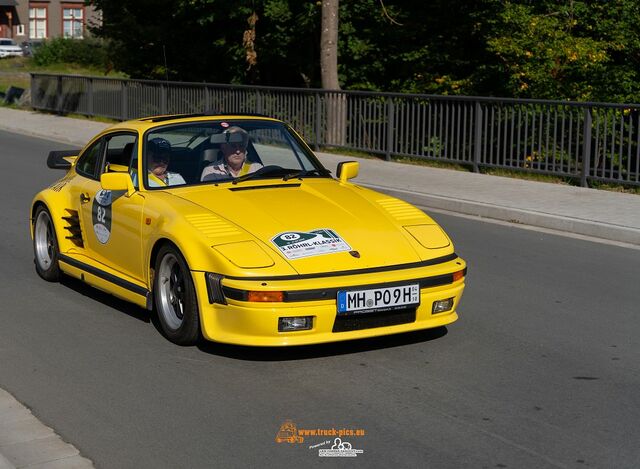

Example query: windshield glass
[0,39,17,46]
[143,120,328,188]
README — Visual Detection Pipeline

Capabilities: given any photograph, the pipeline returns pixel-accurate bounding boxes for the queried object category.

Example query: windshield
[143,120,329,189]
[0,39,17,46]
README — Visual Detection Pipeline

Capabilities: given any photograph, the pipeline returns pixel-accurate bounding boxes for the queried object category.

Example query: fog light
[278,316,313,332]
[432,298,454,314]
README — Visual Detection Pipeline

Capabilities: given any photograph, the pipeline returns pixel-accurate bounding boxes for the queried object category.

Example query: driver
[201,126,262,181]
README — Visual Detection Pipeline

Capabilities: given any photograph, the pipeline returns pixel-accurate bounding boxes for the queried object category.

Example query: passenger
[146,137,186,186]
[201,126,262,181]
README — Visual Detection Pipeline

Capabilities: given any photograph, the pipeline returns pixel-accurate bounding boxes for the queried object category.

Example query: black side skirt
[59,254,151,304]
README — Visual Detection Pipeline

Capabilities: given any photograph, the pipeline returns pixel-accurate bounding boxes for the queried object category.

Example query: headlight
[212,240,274,268]
[404,224,451,249]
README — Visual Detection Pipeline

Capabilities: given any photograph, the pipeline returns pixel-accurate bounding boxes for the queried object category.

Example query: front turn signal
[247,291,284,302]
[453,270,464,282]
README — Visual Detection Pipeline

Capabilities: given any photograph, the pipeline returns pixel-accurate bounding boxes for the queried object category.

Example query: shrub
[32,37,108,69]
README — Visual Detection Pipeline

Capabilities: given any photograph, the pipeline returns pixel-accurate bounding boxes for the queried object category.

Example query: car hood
[0,45,22,51]
[172,179,449,275]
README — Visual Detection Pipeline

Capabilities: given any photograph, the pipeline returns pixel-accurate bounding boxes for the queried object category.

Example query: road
[1,129,639,468]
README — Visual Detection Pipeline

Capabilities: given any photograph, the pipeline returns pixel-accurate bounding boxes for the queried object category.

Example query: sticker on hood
[271,229,351,260]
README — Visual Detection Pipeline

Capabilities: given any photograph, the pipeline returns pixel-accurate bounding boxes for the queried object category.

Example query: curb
[0,388,94,469]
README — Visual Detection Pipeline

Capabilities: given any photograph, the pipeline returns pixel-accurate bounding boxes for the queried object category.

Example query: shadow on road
[60,275,152,324]
[58,274,448,360]
[196,326,448,361]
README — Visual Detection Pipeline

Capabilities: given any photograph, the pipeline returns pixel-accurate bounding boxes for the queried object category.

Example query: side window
[103,133,139,188]
[104,134,137,172]
[75,139,103,179]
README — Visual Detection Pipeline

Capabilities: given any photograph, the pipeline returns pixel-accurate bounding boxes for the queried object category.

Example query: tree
[320,0,340,90]
[485,0,640,102]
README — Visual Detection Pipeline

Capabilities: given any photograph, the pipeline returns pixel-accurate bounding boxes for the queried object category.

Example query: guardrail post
[161,83,167,115]
[55,76,63,114]
[256,91,263,115]
[30,73,35,110]
[473,101,482,172]
[87,78,94,117]
[121,81,128,120]
[204,85,211,112]
[581,107,592,187]
[386,97,394,161]
[315,92,321,151]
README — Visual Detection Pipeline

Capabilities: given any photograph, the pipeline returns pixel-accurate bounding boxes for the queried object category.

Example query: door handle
[80,193,91,204]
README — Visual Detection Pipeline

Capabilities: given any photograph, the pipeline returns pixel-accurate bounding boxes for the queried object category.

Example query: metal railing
[30,73,640,187]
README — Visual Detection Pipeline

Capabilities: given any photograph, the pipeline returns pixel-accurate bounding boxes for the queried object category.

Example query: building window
[29,7,47,39]
[63,7,83,38]
[16,25,25,37]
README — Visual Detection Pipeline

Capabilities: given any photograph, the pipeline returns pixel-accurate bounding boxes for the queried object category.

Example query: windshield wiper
[282,169,330,181]
[232,165,289,184]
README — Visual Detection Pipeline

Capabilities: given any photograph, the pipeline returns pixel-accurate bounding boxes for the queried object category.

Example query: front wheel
[153,244,200,345]
[33,206,61,282]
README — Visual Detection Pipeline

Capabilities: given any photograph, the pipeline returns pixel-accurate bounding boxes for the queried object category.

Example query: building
[0,1,100,41]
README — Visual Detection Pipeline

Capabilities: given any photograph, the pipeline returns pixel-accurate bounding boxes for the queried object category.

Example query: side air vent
[376,197,427,221]
[185,214,240,238]
[62,209,83,247]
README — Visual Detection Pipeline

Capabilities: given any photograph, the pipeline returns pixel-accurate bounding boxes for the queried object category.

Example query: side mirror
[101,172,135,197]
[337,161,359,183]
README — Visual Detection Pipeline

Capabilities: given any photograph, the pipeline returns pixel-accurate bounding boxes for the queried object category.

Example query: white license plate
[337,284,420,314]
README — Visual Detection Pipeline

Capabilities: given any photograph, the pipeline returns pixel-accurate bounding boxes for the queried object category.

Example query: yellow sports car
[31,114,466,346]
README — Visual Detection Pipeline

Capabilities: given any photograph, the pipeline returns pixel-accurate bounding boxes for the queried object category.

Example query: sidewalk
[0,388,93,468]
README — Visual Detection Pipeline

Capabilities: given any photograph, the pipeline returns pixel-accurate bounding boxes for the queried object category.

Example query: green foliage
[32,37,109,69]
[88,0,640,103]
[486,0,640,102]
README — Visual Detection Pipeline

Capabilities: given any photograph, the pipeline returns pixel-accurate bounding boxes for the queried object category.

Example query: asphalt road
[1,129,639,469]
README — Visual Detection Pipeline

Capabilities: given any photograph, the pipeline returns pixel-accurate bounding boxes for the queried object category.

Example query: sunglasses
[152,153,170,163]
[224,143,246,151]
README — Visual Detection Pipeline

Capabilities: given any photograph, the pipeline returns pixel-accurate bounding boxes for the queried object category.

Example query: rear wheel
[33,206,61,282]
[153,244,200,345]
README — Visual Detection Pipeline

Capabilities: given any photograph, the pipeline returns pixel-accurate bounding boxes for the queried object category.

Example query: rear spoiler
[47,150,81,169]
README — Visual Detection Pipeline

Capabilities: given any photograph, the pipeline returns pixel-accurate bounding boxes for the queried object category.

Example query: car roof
[105,113,283,133]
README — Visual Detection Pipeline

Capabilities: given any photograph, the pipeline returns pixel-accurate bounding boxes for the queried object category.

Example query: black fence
[30,73,640,187]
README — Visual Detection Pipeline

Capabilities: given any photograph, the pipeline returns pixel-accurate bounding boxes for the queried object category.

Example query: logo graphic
[271,229,351,260]
[92,189,112,244]
[318,438,364,457]
[275,420,304,444]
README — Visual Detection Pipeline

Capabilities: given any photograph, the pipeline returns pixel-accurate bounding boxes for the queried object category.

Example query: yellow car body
[30,114,466,346]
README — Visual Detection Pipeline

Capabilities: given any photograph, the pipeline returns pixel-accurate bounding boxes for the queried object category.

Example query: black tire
[33,205,61,282]
[153,244,200,345]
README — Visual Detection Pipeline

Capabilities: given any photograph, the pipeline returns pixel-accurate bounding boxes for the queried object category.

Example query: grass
[319,146,638,194]
[0,56,126,93]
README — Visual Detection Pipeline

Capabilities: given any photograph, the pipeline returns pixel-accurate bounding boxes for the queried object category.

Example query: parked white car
[0,39,24,58]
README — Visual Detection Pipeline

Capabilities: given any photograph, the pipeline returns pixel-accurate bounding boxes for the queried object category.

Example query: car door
[77,132,146,283]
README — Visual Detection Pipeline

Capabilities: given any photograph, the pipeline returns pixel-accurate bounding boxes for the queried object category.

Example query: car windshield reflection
[143,120,329,189]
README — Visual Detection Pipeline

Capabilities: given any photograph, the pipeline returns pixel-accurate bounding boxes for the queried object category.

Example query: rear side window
[104,134,137,171]
[103,133,139,188]
[75,139,103,179]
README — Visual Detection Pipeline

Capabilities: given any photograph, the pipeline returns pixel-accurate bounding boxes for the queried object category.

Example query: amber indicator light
[248,291,284,302]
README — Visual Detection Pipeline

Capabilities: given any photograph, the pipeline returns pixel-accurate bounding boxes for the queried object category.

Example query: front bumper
[0,50,23,58]
[194,256,466,346]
